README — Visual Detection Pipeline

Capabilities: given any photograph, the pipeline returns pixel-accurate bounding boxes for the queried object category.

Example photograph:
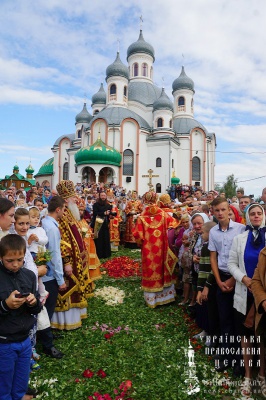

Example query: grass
[31,247,249,400]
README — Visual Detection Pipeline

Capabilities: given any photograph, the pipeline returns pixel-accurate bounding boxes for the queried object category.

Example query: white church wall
[121,120,138,190]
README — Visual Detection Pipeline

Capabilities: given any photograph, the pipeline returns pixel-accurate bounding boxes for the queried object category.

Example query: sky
[0,0,266,197]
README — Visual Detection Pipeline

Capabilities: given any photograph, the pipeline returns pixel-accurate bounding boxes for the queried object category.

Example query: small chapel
[35,29,216,194]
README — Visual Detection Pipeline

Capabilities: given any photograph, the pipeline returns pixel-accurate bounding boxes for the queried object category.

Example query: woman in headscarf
[189,213,210,308]
[229,204,242,223]
[228,203,266,397]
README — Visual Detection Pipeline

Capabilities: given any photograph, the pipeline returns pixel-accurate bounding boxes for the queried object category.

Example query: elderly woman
[189,213,210,307]
[228,203,266,397]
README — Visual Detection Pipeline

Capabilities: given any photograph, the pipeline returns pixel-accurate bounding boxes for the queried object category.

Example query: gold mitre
[142,191,158,205]
[56,180,76,199]
[159,193,171,205]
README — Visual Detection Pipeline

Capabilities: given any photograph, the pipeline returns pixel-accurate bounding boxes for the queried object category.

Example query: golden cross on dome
[142,168,159,191]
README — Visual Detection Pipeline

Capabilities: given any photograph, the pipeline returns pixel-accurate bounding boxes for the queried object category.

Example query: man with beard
[91,191,112,259]
[51,180,93,330]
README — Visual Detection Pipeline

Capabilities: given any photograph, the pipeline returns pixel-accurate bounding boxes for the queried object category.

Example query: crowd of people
[1,180,266,399]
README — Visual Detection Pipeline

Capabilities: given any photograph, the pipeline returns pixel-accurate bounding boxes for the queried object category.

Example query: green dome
[171,176,180,185]
[172,66,194,93]
[127,30,155,61]
[25,163,34,174]
[153,88,173,112]
[13,164,19,170]
[75,103,93,124]
[35,158,54,176]
[75,138,121,167]
[106,52,129,81]
[91,83,106,105]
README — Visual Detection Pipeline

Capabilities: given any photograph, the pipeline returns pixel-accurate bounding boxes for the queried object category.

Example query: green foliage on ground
[31,248,241,400]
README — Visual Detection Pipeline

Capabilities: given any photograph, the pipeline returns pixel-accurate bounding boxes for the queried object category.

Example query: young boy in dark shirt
[0,234,42,400]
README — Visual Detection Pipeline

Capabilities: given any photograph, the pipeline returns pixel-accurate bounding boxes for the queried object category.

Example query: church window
[191,98,194,113]
[94,109,99,115]
[192,157,200,181]
[63,162,69,180]
[156,157,162,167]
[109,84,117,101]
[156,183,161,193]
[178,96,185,112]
[150,66,153,79]
[133,63,139,77]
[77,129,81,138]
[172,159,174,168]
[169,119,172,128]
[157,118,163,128]
[142,63,148,77]
[123,149,134,176]
[123,86,127,100]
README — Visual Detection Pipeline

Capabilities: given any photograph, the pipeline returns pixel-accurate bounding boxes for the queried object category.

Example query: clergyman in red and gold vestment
[133,191,178,308]
[76,196,102,284]
[106,189,122,252]
[51,180,93,330]
[124,191,143,248]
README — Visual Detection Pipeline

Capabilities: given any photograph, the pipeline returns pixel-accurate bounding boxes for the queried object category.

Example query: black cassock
[91,201,112,259]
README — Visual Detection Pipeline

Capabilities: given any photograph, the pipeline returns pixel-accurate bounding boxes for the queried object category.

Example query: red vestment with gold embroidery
[133,205,177,292]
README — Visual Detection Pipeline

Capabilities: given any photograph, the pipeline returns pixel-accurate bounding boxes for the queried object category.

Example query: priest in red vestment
[133,191,178,308]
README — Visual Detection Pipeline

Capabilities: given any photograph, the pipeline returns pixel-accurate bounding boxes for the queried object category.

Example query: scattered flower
[101,256,141,278]
[94,286,125,306]
[82,369,94,378]
[97,369,107,378]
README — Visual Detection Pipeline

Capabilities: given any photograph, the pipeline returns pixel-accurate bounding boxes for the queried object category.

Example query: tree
[223,174,238,199]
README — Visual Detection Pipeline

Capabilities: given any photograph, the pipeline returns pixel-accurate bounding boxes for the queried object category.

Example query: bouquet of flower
[93,217,104,239]
[34,246,52,266]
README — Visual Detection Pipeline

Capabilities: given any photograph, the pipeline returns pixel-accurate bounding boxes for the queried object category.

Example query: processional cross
[142,169,159,191]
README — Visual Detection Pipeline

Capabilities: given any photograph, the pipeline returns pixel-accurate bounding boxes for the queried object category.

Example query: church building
[35,30,216,194]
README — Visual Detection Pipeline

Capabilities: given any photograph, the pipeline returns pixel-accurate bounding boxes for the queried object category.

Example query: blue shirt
[41,215,64,286]
[208,220,246,273]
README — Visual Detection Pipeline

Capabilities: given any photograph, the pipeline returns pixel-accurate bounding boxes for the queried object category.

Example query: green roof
[75,138,121,167]
[26,163,34,174]
[35,157,54,176]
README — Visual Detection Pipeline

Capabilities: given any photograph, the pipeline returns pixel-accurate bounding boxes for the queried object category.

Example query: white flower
[94,286,125,306]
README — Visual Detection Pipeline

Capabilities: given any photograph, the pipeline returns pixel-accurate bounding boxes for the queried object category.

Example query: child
[26,207,49,305]
[0,234,41,400]
[14,208,47,369]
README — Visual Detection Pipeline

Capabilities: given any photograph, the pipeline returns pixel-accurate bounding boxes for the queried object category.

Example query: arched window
[63,162,69,180]
[110,84,116,95]
[169,119,172,128]
[192,157,201,181]
[123,149,134,176]
[77,129,82,138]
[178,96,185,106]
[133,63,139,77]
[156,157,162,167]
[156,183,161,193]
[124,86,127,98]
[142,63,148,76]
[150,66,153,80]
[94,109,99,115]
[191,98,194,112]
[109,84,117,101]
[157,118,163,128]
